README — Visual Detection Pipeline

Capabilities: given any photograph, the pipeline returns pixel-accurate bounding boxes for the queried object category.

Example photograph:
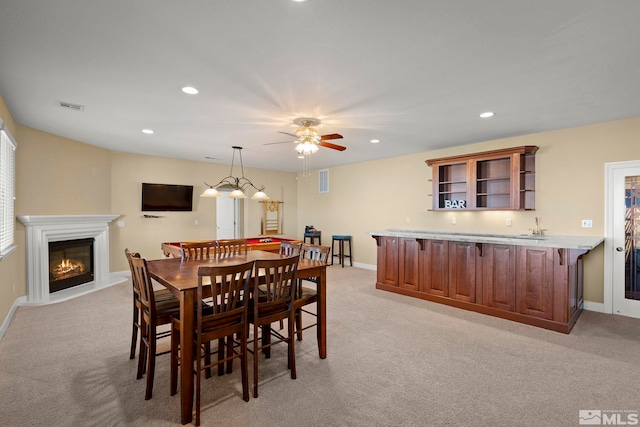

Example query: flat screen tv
[141,183,194,211]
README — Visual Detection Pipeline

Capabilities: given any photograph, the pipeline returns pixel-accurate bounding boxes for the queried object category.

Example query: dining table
[146,249,329,425]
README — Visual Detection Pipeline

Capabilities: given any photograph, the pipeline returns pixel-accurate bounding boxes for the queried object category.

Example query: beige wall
[297,117,640,303]
[109,152,298,272]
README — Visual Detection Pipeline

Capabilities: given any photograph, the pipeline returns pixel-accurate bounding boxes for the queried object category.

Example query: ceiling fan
[264,117,346,154]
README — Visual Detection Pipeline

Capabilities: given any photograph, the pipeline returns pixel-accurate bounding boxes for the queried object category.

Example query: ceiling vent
[58,101,84,112]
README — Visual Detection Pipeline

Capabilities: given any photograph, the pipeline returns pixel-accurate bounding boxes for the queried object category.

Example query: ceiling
[1,1,639,173]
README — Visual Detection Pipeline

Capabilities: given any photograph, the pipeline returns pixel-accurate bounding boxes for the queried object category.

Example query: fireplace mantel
[17,214,125,304]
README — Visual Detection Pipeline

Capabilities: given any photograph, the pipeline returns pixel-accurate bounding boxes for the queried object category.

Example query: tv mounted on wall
[141,183,194,212]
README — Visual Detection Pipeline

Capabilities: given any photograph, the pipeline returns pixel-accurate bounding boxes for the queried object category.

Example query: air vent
[319,169,329,193]
[58,101,84,112]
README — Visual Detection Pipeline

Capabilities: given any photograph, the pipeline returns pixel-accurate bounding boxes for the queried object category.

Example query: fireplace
[17,214,124,304]
[49,238,95,293]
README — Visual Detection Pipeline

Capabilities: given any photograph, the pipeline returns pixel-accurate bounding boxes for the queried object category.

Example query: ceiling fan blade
[320,133,343,141]
[319,141,347,151]
[278,131,298,138]
[264,140,295,146]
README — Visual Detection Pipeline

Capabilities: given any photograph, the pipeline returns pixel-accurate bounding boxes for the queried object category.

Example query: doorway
[604,160,640,318]
[215,190,240,239]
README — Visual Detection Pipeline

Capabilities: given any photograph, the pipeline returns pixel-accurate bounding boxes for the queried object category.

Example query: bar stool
[304,226,322,245]
[331,235,352,268]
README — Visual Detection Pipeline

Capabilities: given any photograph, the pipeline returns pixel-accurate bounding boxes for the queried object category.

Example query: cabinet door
[421,239,449,296]
[398,238,420,291]
[482,244,517,311]
[517,246,554,319]
[449,241,477,302]
[376,236,399,287]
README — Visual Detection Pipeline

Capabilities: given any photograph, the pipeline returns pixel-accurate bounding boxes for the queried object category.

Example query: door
[605,161,640,318]
[215,191,240,239]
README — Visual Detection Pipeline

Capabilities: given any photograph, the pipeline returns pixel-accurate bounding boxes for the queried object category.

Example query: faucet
[530,217,547,236]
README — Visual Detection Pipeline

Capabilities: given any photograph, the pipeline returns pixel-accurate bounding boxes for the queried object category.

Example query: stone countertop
[370,228,604,250]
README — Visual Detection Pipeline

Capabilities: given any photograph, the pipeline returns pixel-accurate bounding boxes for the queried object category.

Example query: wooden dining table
[146,249,329,425]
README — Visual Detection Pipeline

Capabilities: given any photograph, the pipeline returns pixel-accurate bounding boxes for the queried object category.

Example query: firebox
[48,238,95,293]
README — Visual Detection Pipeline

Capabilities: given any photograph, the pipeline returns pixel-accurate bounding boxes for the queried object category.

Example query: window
[0,119,17,258]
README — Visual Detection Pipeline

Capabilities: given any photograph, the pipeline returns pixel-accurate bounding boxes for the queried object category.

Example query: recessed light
[181,86,199,95]
[370,139,380,143]
[298,155,305,159]
[292,0,307,2]
[142,129,154,134]
[479,112,495,118]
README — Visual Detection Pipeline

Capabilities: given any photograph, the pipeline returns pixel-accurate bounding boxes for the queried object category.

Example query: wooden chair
[125,248,177,360]
[170,261,254,426]
[279,241,302,256]
[129,254,181,400]
[294,244,330,341]
[216,238,248,256]
[180,241,217,261]
[250,255,299,398]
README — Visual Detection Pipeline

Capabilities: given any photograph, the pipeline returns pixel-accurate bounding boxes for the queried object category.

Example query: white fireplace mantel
[17,214,125,304]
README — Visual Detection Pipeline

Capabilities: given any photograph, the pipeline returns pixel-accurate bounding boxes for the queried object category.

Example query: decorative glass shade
[201,187,222,198]
[251,190,270,201]
[229,189,247,199]
[295,141,319,155]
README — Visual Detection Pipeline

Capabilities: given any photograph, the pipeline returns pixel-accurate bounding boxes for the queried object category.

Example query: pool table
[161,236,302,258]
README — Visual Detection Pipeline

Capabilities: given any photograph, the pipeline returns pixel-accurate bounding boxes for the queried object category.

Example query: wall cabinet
[426,146,538,211]
[372,235,588,333]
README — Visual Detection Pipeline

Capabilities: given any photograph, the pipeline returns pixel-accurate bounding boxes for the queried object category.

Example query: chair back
[279,241,302,256]
[125,248,142,295]
[129,255,157,319]
[181,241,217,260]
[196,261,254,337]
[254,255,299,313]
[301,243,330,262]
[216,238,247,256]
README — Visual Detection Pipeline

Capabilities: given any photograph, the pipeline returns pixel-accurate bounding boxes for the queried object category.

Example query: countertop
[370,228,604,250]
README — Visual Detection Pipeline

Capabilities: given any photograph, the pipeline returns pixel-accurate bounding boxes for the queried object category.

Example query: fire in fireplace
[49,238,95,293]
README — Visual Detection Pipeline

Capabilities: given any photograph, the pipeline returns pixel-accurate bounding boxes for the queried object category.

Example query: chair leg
[205,342,212,379]
[226,335,234,374]
[170,326,179,396]
[240,330,249,402]
[217,338,225,376]
[288,314,297,380]
[145,325,156,400]
[295,308,303,341]
[253,324,259,398]
[130,303,139,359]
[137,320,148,379]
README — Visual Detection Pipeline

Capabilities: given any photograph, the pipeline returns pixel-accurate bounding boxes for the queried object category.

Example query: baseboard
[583,301,605,313]
[0,271,129,341]
[353,262,376,271]
[0,295,27,341]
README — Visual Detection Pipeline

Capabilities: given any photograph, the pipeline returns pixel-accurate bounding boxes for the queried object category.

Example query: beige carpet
[1,266,639,426]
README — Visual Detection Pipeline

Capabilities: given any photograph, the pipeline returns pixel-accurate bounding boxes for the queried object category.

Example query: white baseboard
[0,272,128,341]
[583,301,605,313]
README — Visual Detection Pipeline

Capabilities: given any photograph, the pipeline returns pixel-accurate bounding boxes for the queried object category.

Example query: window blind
[0,123,17,256]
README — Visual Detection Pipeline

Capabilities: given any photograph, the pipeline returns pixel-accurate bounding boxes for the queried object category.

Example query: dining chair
[125,248,178,360]
[250,255,299,398]
[294,244,330,341]
[279,241,302,256]
[170,261,254,426]
[129,254,181,400]
[180,241,218,260]
[216,238,248,256]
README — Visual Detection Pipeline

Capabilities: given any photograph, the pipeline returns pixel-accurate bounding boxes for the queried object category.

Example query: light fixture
[479,111,495,118]
[201,146,269,200]
[182,86,199,95]
[142,129,154,134]
[370,139,380,143]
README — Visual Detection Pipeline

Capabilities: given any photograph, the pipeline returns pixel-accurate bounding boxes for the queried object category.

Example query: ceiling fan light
[229,189,247,199]
[201,187,222,198]
[251,190,270,201]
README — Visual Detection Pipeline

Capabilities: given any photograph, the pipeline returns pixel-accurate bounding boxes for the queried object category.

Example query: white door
[605,161,640,318]
[215,191,240,239]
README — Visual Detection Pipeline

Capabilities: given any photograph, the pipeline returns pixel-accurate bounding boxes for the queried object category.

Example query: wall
[297,117,640,303]
[109,151,298,272]
[0,96,21,321]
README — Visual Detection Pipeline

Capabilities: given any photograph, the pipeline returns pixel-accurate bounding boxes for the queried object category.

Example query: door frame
[603,160,640,315]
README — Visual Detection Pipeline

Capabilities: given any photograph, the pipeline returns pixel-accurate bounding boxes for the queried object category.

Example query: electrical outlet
[194,219,199,226]
[506,218,512,227]
[582,219,592,228]
[451,217,457,225]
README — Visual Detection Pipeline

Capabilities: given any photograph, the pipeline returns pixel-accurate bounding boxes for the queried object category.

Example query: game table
[161,236,302,258]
